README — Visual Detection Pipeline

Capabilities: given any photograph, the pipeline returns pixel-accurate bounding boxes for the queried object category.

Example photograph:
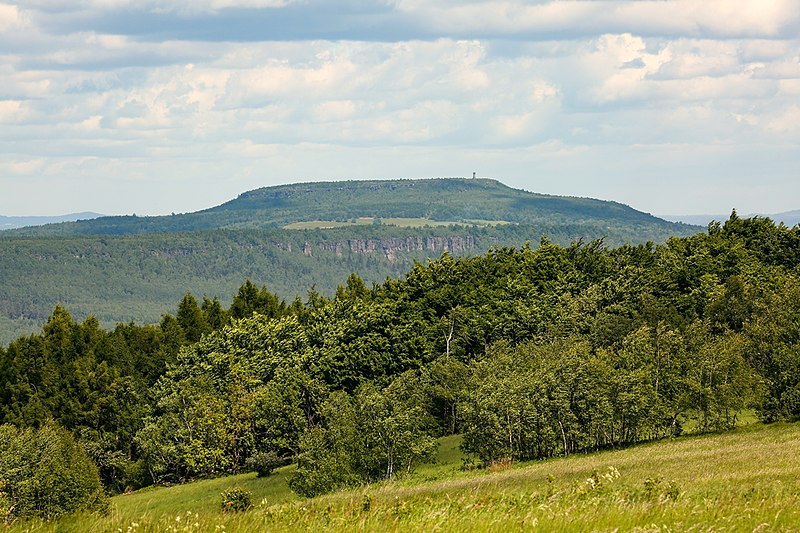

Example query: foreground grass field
[13,422,800,532]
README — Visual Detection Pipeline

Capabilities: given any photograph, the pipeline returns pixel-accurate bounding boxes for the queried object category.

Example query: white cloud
[738,39,795,62]
[764,104,800,134]
[0,100,26,122]
[311,99,356,122]
[207,0,292,9]
[652,40,741,80]
[21,0,293,13]
[778,78,800,96]
[396,0,800,39]
[750,56,800,80]
[0,3,25,31]
[0,1,799,216]
[7,158,46,174]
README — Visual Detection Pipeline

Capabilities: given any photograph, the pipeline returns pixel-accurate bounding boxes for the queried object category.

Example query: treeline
[1,213,800,516]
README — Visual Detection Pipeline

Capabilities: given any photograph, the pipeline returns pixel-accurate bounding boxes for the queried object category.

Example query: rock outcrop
[277,236,477,260]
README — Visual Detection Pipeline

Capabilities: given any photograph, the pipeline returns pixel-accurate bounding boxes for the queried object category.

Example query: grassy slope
[16,422,800,532]
[281,217,506,229]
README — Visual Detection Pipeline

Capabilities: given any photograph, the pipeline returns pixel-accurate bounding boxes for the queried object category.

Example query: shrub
[220,487,252,512]
[0,422,109,521]
[245,451,285,477]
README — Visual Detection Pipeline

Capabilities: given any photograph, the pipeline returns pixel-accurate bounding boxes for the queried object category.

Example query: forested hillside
[0,179,700,345]
[1,212,799,520]
[0,224,653,345]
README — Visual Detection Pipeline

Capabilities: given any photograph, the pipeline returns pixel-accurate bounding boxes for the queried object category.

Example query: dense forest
[1,212,799,519]
[0,224,669,346]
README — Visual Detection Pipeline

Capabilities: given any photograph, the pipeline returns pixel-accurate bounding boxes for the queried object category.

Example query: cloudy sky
[1,1,799,217]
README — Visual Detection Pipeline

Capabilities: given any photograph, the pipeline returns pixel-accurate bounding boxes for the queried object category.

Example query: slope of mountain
[0,178,702,345]
[0,212,104,231]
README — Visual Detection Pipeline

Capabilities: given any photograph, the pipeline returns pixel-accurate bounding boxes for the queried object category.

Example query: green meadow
[13,422,800,532]
[282,217,511,229]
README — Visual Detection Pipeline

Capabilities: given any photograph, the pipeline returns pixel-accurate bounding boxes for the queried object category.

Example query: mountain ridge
[0,212,104,231]
[3,178,696,237]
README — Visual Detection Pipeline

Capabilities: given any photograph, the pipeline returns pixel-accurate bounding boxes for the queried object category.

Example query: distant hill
[4,178,695,238]
[0,178,702,345]
[660,210,800,228]
[0,212,104,231]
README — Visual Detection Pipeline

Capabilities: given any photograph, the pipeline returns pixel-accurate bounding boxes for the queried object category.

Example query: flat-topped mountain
[214,178,666,226]
[3,178,695,237]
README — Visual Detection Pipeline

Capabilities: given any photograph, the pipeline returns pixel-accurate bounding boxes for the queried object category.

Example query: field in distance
[20,421,800,532]
[283,217,512,229]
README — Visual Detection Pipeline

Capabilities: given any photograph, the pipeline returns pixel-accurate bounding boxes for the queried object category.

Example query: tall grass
[11,422,800,532]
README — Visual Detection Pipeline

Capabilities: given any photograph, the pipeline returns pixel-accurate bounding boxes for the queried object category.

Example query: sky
[1,1,799,217]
